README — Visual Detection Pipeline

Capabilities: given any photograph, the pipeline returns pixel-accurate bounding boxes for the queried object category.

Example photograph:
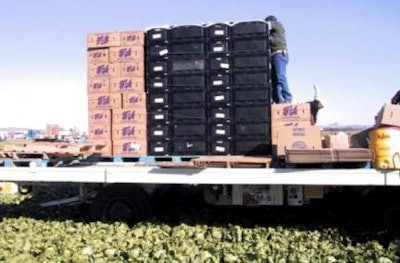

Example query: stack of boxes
[168,25,208,155]
[144,20,274,156]
[86,30,147,156]
[87,20,323,157]
[146,27,171,155]
[206,23,232,155]
[230,21,272,155]
[271,103,322,156]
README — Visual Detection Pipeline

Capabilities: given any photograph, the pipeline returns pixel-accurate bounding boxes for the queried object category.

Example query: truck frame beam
[0,165,399,186]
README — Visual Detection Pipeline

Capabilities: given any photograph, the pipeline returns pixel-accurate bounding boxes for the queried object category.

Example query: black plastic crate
[232,38,269,53]
[147,109,170,123]
[233,88,271,105]
[232,54,269,70]
[231,21,269,37]
[170,42,205,55]
[209,90,232,106]
[148,125,171,140]
[209,107,232,122]
[234,123,270,137]
[170,56,205,73]
[209,74,231,89]
[148,141,171,156]
[169,74,206,88]
[209,57,230,71]
[209,140,232,155]
[147,93,170,108]
[207,41,230,55]
[147,60,168,75]
[170,25,205,40]
[171,139,207,155]
[206,23,230,40]
[171,107,207,122]
[172,123,207,137]
[171,90,207,105]
[234,105,271,122]
[147,76,168,92]
[210,123,232,138]
[232,139,272,156]
[146,44,169,60]
[233,72,269,87]
[146,27,169,45]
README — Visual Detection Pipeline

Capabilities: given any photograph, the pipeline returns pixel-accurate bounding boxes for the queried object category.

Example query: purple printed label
[94,129,104,135]
[122,142,132,152]
[128,96,139,105]
[96,35,109,45]
[282,105,298,117]
[126,34,137,42]
[93,113,104,120]
[122,126,135,136]
[97,95,110,106]
[126,65,138,73]
[122,110,135,120]
[119,48,132,58]
[93,51,103,58]
[96,64,109,75]
[93,82,102,90]
[119,79,132,90]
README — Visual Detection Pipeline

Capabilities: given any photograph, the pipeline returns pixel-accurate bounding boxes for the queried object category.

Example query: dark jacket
[269,21,287,53]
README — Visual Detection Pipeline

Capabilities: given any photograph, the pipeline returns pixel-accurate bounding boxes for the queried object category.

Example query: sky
[0,0,399,132]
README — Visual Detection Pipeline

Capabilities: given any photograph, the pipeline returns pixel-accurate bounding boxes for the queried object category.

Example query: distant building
[46,124,62,138]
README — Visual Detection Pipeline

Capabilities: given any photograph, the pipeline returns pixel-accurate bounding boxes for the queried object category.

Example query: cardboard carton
[273,125,322,156]
[375,103,400,128]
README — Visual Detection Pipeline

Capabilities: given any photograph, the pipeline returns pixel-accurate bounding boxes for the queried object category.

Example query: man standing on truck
[265,15,293,104]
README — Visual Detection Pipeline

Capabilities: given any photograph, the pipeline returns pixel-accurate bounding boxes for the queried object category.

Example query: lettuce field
[1,185,400,262]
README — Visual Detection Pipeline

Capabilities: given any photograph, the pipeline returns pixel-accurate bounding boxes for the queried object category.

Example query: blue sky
[0,0,399,131]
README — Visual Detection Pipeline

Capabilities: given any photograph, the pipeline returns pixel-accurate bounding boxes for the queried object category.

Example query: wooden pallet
[190,156,272,168]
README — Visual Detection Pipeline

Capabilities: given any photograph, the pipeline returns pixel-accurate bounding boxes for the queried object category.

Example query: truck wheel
[88,184,153,225]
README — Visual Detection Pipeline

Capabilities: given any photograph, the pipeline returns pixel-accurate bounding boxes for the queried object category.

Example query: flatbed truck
[1,151,400,226]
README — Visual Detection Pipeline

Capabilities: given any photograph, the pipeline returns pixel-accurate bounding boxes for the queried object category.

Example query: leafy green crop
[0,218,399,262]
[1,187,400,262]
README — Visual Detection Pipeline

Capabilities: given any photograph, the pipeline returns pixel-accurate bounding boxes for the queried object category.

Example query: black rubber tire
[88,184,153,225]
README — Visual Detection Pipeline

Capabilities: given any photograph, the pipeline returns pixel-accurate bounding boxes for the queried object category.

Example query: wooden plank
[191,156,272,168]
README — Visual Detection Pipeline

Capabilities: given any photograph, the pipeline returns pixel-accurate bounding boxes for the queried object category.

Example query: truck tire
[88,184,153,225]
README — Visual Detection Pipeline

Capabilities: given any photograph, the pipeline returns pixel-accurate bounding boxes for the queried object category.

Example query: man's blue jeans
[271,52,292,103]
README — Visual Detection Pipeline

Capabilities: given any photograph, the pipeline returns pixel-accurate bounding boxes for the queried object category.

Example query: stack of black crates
[146,20,272,156]
[230,21,271,155]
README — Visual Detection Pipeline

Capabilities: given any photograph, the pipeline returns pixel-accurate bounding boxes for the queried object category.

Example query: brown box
[88,63,120,78]
[271,121,312,143]
[109,77,145,93]
[88,109,112,125]
[109,46,144,63]
[112,108,147,124]
[271,103,312,123]
[88,93,122,110]
[86,139,112,155]
[120,30,145,46]
[87,49,109,64]
[112,123,147,140]
[274,125,322,156]
[323,132,350,149]
[122,91,146,108]
[375,103,400,128]
[88,124,112,141]
[87,32,120,48]
[87,77,110,94]
[112,139,147,156]
[120,61,145,78]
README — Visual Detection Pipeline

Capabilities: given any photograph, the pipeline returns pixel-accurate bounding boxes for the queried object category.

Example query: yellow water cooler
[369,127,400,169]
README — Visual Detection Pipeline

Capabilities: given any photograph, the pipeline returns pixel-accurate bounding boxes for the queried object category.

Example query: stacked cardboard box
[271,103,322,156]
[87,30,147,156]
